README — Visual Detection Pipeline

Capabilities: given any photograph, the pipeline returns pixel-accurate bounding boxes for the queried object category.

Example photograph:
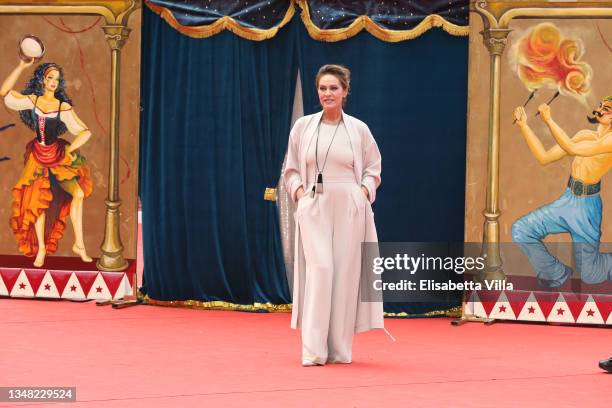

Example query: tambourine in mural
[18,35,46,62]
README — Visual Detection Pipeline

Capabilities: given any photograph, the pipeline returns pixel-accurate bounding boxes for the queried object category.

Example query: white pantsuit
[284,111,384,364]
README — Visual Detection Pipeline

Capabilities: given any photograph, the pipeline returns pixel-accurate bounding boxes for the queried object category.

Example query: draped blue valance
[147,1,292,28]
[145,0,469,41]
[305,0,468,29]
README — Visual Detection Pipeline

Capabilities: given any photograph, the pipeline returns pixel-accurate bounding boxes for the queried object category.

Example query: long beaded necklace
[311,117,343,197]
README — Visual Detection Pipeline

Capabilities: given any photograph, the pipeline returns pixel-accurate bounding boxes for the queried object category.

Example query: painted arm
[550,132,612,156]
[513,106,566,165]
[67,129,92,153]
[539,104,612,156]
[61,106,91,154]
[0,60,34,98]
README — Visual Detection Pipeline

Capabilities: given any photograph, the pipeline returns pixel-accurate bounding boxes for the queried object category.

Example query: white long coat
[284,110,384,333]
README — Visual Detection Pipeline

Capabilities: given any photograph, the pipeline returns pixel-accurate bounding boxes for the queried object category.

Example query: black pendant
[316,172,323,194]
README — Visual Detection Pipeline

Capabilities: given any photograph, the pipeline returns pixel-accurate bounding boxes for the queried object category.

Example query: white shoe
[327,357,352,364]
[302,359,324,367]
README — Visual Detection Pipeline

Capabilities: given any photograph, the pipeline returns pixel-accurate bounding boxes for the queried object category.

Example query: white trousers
[296,180,367,364]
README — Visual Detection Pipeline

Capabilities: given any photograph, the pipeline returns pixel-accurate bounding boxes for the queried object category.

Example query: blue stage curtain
[139,7,297,307]
[298,25,468,315]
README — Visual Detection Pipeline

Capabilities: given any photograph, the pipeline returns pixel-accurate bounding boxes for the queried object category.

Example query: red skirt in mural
[10,138,93,256]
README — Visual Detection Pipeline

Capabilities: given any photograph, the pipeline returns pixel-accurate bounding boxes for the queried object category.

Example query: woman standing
[284,64,384,366]
[1,60,93,267]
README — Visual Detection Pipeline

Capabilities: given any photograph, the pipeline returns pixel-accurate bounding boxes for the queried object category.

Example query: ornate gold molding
[97,18,137,271]
[474,1,612,29]
[0,0,138,24]
[142,293,462,318]
[499,7,612,27]
[102,24,131,50]
[142,295,293,313]
[481,28,512,56]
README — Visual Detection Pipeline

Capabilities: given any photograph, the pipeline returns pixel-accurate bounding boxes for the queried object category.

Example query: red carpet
[0,298,609,407]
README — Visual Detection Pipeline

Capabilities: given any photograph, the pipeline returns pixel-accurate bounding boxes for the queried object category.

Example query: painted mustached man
[512,97,612,287]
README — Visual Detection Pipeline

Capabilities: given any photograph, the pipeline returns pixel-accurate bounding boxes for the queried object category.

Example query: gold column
[479,27,511,282]
[97,25,131,271]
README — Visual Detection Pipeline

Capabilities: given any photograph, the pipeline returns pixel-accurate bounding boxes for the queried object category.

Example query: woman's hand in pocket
[296,186,305,201]
[361,186,369,201]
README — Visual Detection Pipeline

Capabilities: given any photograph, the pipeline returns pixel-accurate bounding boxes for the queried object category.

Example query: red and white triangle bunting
[463,290,612,325]
[10,270,35,298]
[61,273,86,299]
[87,274,112,299]
[576,296,605,325]
[465,291,489,318]
[547,294,575,323]
[0,266,132,302]
[49,270,72,296]
[489,292,516,320]
[36,271,60,298]
[0,272,8,296]
[517,293,546,322]
[1,268,22,294]
[116,274,132,299]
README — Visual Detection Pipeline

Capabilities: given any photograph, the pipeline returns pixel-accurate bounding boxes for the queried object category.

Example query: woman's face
[43,69,60,93]
[317,74,347,112]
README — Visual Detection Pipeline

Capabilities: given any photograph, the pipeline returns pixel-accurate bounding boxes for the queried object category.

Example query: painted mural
[466,15,612,288]
[0,10,140,270]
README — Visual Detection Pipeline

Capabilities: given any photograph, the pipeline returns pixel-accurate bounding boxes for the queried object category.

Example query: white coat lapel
[341,111,362,181]
[303,111,323,154]
[300,111,323,189]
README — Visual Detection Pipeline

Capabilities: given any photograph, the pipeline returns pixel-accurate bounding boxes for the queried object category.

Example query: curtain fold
[139,7,297,308]
[297,25,468,314]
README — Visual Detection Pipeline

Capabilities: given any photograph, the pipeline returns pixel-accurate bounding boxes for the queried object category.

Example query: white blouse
[4,92,86,135]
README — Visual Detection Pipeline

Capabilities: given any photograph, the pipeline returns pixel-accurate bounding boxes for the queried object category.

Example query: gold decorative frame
[471,1,612,281]
[0,0,140,272]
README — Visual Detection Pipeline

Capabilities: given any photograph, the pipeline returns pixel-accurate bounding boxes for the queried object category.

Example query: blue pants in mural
[511,188,612,287]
